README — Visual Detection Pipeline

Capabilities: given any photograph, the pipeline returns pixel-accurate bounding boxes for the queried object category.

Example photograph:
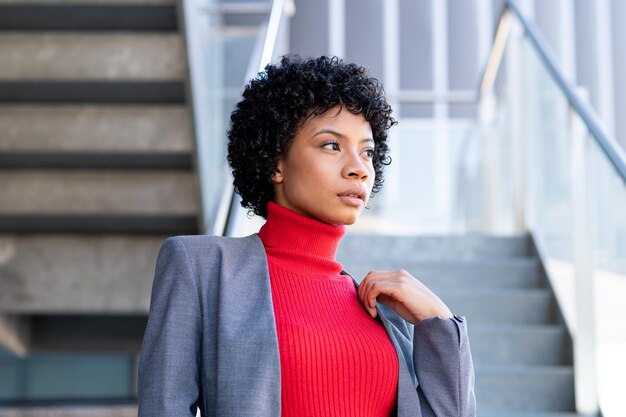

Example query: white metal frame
[328,0,345,58]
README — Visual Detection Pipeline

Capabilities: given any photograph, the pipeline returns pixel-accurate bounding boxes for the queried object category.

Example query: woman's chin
[326,211,361,226]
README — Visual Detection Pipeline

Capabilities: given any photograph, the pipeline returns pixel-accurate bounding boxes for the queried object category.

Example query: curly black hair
[227,55,395,219]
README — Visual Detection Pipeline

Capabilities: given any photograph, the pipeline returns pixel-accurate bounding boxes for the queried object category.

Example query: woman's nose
[342,152,369,180]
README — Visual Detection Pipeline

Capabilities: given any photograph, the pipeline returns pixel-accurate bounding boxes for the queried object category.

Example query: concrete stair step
[439,289,554,325]
[0,214,197,234]
[0,80,184,103]
[0,404,137,417]
[0,151,193,169]
[0,105,192,152]
[0,170,199,215]
[338,233,531,260]
[22,314,148,351]
[475,366,575,412]
[0,3,177,32]
[0,0,174,3]
[342,257,541,289]
[0,234,166,314]
[479,413,587,417]
[470,325,569,366]
[0,33,184,81]
[343,235,576,414]
[0,104,193,167]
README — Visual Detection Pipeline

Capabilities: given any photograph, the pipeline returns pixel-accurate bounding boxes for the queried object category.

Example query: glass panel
[490,27,626,415]
[586,132,626,417]
[354,120,478,234]
[398,102,433,118]
[0,349,134,402]
[449,103,477,119]
[399,0,432,90]
[521,35,573,262]
[201,30,257,222]
[587,137,626,275]
[185,0,261,232]
[25,353,133,400]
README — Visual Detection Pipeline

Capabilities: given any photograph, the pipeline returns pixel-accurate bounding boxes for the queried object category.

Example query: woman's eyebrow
[313,129,374,143]
[313,128,344,138]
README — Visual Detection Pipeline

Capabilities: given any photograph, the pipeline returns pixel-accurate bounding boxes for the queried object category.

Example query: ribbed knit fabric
[258,201,399,417]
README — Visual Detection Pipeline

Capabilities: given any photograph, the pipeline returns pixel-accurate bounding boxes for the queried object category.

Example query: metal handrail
[480,0,626,185]
[212,0,292,236]
[477,1,626,414]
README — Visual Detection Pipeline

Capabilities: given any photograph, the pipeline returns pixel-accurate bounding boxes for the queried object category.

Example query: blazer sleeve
[412,315,476,417]
[137,237,203,417]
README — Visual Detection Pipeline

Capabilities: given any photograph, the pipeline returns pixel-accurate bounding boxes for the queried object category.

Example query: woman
[138,55,476,417]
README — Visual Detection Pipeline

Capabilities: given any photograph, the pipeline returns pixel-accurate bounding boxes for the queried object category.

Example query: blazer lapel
[215,234,282,416]
[344,271,422,417]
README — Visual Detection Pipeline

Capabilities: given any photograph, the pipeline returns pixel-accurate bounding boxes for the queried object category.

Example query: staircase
[0,1,586,414]
[338,233,579,417]
[0,0,199,407]
[0,0,198,319]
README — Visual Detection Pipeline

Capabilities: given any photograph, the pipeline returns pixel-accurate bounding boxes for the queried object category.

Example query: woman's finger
[359,279,407,319]
[359,270,410,301]
[358,270,453,323]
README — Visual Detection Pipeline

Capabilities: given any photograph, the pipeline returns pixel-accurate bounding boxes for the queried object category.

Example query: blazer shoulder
[161,233,263,256]
[159,234,266,281]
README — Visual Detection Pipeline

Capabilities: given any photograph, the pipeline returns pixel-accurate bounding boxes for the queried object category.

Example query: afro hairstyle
[227,55,395,219]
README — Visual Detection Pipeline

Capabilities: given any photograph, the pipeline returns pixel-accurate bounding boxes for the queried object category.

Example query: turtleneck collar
[257,201,346,275]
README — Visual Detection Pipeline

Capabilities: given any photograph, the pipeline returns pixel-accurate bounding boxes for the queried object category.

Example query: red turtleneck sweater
[258,201,399,417]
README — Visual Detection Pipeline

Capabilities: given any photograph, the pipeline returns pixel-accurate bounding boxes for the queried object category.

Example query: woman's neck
[257,201,346,275]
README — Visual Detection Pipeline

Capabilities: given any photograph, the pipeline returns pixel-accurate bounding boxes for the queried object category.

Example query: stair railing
[181,0,293,237]
[217,0,294,237]
[478,0,626,415]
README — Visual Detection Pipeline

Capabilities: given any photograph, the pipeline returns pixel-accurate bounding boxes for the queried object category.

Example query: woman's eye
[364,149,375,158]
[322,141,340,151]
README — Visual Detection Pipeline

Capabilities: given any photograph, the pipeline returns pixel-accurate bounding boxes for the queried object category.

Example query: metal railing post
[508,19,526,234]
[569,103,600,414]
[478,92,497,234]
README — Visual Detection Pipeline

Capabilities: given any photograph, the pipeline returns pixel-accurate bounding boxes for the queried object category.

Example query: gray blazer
[138,234,476,417]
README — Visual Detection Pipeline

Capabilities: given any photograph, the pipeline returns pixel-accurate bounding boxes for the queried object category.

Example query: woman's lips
[337,186,367,207]
[338,194,364,207]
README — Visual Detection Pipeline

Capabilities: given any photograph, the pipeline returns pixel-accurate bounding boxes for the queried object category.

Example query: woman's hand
[357,269,453,324]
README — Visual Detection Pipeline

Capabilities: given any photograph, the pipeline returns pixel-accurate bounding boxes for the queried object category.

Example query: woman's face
[272,105,376,225]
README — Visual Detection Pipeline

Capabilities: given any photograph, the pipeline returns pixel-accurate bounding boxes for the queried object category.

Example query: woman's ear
[271,160,284,183]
